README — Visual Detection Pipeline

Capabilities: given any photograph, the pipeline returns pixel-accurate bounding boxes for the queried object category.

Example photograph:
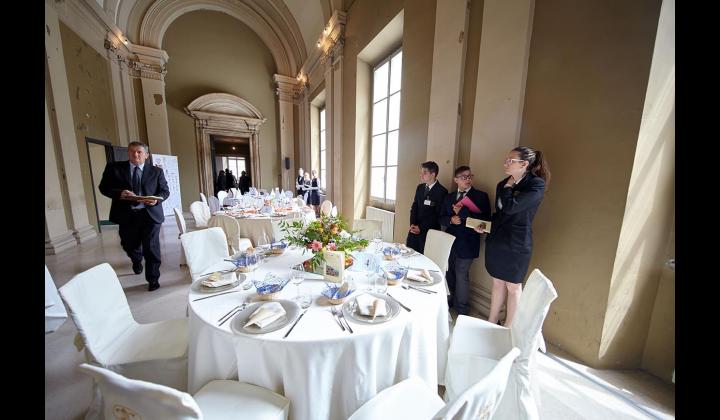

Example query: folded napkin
[201,273,236,288]
[356,294,387,320]
[244,302,287,329]
[407,269,433,283]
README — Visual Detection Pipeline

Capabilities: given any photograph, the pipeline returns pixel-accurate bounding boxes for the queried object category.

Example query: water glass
[372,231,383,253]
[374,274,388,294]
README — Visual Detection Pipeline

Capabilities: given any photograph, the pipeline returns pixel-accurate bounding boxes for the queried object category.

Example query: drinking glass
[372,231,383,253]
[290,264,309,307]
[375,273,388,294]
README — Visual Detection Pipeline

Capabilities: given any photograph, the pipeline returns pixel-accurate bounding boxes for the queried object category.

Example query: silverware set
[407,267,441,273]
[331,306,353,333]
[197,268,237,278]
[217,303,248,326]
[192,290,241,302]
[402,284,437,294]
[283,309,308,338]
[387,293,411,312]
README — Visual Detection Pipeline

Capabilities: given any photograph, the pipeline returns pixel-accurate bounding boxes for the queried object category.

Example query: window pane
[321,151,327,171]
[373,62,389,102]
[320,169,326,189]
[386,131,398,166]
[371,134,386,167]
[386,166,397,200]
[371,167,385,198]
[320,108,325,128]
[388,92,401,131]
[320,131,326,150]
[372,99,387,135]
[390,51,402,93]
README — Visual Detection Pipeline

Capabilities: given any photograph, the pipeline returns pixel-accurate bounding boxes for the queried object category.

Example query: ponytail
[512,146,551,190]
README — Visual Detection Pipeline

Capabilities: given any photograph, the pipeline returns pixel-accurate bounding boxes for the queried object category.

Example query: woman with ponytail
[475,146,551,327]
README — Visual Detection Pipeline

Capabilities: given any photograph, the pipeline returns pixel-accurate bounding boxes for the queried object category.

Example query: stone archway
[185,93,267,197]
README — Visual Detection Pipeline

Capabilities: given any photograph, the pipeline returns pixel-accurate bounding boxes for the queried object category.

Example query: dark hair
[421,161,439,176]
[454,165,471,177]
[513,146,551,188]
[128,141,149,153]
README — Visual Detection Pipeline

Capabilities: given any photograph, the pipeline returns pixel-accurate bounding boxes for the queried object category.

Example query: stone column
[45,3,97,244]
[105,34,139,145]
[327,53,344,212]
[426,0,470,188]
[130,44,172,154]
[273,74,300,191]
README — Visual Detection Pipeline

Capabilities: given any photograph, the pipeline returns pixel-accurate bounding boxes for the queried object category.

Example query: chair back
[227,188,234,198]
[78,363,202,420]
[433,348,520,420]
[424,229,456,273]
[208,214,244,255]
[181,227,230,279]
[189,201,209,228]
[353,219,383,241]
[511,268,558,358]
[270,219,287,242]
[295,196,306,207]
[45,265,68,332]
[217,190,228,205]
[199,192,207,204]
[58,264,137,364]
[173,208,187,236]
[320,200,333,215]
[207,196,220,213]
[232,187,240,197]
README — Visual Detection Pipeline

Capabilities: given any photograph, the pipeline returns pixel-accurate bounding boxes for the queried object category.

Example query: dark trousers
[446,248,474,315]
[119,210,162,283]
[406,230,428,254]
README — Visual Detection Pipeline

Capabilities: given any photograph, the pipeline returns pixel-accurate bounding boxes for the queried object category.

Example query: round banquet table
[211,209,316,246]
[187,244,450,420]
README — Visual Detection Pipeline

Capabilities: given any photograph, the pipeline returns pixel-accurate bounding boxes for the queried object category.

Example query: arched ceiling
[105,0,328,74]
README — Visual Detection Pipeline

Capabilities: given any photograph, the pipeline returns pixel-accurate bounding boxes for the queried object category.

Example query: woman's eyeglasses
[504,158,525,165]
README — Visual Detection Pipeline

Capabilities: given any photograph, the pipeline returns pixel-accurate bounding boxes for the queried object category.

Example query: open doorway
[85,138,113,231]
[210,135,252,197]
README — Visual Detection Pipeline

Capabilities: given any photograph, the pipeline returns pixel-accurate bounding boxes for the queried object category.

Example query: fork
[337,307,354,334]
[330,307,345,331]
[402,284,434,294]
[218,303,248,326]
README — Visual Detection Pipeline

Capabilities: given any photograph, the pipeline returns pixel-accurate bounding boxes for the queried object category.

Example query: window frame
[319,107,327,190]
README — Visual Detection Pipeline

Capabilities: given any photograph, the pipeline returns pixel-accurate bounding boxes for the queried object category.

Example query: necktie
[132,166,141,196]
[424,184,430,197]
[457,190,466,201]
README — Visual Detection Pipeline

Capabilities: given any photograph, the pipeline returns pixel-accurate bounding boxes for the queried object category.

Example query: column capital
[128,44,169,81]
[273,74,304,103]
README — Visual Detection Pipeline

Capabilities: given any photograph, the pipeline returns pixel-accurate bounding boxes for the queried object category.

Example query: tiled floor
[45,220,674,419]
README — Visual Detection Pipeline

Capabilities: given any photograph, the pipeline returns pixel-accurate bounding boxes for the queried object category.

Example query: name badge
[423,200,432,206]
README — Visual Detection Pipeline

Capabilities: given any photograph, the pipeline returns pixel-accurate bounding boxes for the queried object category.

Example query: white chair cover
[173,208,188,266]
[353,219,383,241]
[348,376,445,420]
[331,205,338,217]
[320,200,333,216]
[189,201,209,228]
[181,227,231,281]
[444,269,558,420]
[295,196,306,207]
[424,229,456,274]
[208,214,253,255]
[227,188,234,198]
[208,196,221,213]
[78,364,290,420]
[230,187,240,197]
[199,192,207,204]
[435,348,520,420]
[45,265,68,333]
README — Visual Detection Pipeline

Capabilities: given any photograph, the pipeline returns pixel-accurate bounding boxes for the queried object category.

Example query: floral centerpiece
[279,214,369,272]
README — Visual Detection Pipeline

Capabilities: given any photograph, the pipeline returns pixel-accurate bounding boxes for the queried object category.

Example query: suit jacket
[439,187,491,259]
[486,173,545,254]
[99,160,170,225]
[409,182,448,233]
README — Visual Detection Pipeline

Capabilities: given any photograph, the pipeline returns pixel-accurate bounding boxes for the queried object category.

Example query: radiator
[366,206,395,242]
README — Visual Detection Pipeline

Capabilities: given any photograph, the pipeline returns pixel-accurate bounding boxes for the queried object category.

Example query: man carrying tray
[99,141,170,291]
[439,166,491,315]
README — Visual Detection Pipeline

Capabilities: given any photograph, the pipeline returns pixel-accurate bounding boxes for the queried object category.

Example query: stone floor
[45,220,674,419]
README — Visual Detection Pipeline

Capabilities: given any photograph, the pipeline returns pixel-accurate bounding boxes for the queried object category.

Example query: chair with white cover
[208,196,221,213]
[199,192,208,204]
[78,363,290,420]
[217,190,228,206]
[270,219,287,242]
[227,188,234,198]
[353,219,383,241]
[189,201,210,228]
[59,263,188,418]
[349,347,520,420]
[320,200,333,216]
[208,214,253,255]
[173,207,188,266]
[444,269,558,420]
[424,229,456,274]
[231,187,240,197]
[45,265,68,333]
[181,227,232,281]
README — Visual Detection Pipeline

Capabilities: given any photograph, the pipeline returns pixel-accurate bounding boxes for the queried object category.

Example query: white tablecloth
[187,246,450,420]
[212,210,316,246]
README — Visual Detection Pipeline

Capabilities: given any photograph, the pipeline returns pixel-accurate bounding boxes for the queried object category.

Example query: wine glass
[372,231,383,253]
[257,232,270,263]
[291,264,310,308]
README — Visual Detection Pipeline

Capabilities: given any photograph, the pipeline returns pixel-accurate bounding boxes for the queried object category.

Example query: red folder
[458,195,481,214]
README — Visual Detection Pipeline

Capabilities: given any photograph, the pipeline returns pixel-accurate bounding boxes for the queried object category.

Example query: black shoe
[148,281,160,292]
[132,261,143,274]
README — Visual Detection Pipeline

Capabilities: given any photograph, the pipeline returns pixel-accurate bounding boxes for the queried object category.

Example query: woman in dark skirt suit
[477,146,551,327]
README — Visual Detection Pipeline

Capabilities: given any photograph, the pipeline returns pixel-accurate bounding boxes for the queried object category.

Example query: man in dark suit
[439,165,491,315]
[406,161,448,254]
[99,141,170,291]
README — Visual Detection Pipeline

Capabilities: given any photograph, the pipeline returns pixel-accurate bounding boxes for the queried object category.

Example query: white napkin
[356,294,387,319]
[407,269,433,283]
[201,273,236,287]
[244,302,286,329]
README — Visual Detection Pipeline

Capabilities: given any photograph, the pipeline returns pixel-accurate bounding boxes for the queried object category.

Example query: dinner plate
[342,293,400,325]
[191,273,244,293]
[404,270,442,287]
[230,299,301,335]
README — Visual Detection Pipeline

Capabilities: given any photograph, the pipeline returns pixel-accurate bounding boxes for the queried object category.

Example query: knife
[408,284,437,294]
[192,290,241,302]
[283,309,308,338]
[387,293,411,312]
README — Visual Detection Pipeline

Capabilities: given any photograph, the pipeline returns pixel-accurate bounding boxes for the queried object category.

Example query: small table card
[323,250,345,283]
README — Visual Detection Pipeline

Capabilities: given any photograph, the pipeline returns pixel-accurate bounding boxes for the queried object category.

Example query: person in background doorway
[225,169,237,191]
[239,171,251,194]
[480,146,550,327]
[439,166,491,315]
[308,169,321,216]
[99,141,169,292]
[406,161,448,254]
[296,168,305,197]
[215,169,226,196]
